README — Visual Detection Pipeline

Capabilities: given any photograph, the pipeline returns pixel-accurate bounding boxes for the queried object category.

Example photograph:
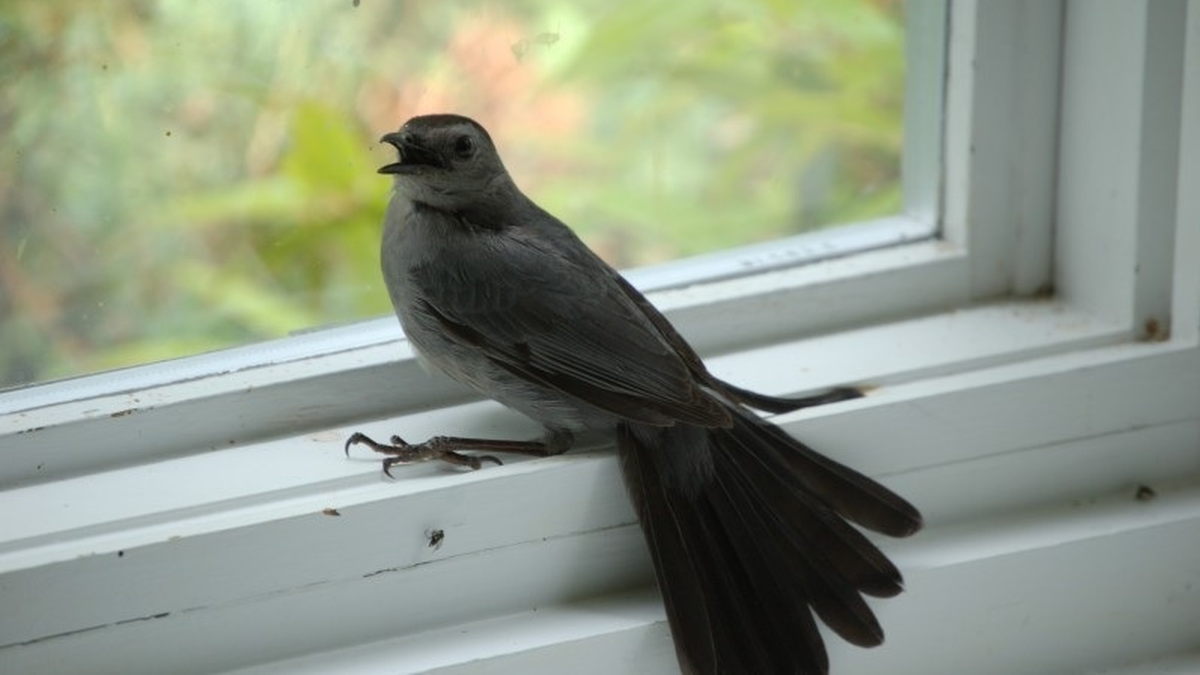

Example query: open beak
[378,131,443,174]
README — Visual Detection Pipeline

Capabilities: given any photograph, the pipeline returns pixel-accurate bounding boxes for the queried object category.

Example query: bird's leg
[344,429,573,477]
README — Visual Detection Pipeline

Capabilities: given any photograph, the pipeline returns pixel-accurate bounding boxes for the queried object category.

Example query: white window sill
[2,291,1198,673]
[0,294,1136,555]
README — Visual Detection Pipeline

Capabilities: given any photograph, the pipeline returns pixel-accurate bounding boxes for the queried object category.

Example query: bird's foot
[344,432,503,477]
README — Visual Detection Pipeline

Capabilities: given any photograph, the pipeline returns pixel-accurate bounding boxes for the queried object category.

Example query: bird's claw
[345,431,504,476]
[344,431,366,457]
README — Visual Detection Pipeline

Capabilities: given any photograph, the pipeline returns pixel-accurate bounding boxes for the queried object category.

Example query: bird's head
[379,114,513,212]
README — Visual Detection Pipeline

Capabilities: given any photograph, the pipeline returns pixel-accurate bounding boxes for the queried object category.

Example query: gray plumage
[354,113,922,675]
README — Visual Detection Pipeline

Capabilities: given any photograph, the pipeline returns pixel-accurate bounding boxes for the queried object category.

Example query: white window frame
[3,1,1200,673]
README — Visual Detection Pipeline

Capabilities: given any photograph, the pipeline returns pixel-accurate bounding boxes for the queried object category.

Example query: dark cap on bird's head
[378,114,499,176]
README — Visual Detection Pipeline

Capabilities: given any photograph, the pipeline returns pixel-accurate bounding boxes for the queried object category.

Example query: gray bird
[346,113,922,675]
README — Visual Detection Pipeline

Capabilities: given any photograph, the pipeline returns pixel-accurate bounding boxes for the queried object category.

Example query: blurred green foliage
[0,0,904,390]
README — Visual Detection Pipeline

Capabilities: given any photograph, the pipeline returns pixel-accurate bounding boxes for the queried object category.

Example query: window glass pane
[0,0,906,389]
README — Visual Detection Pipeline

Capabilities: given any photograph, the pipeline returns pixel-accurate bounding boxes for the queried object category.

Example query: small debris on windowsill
[427,528,445,550]
[1141,318,1170,342]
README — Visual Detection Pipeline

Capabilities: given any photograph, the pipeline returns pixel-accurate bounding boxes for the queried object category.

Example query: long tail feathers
[617,404,921,675]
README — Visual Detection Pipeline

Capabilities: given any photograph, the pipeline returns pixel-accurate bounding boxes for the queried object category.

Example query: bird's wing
[410,224,729,428]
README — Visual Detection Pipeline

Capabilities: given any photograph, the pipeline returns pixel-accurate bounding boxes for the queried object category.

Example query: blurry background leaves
[0,0,904,389]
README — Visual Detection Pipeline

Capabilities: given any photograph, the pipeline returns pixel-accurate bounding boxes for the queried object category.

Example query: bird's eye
[453,135,475,159]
